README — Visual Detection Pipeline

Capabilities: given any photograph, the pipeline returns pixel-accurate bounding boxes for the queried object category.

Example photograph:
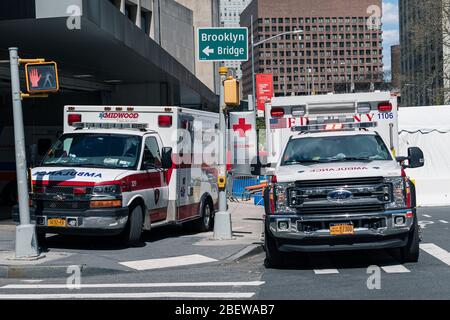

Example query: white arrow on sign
[203,46,214,56]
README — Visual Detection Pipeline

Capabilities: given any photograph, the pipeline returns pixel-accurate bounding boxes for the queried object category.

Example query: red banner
[256,74,274,111]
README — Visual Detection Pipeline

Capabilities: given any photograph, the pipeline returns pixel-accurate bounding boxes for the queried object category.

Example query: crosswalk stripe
[422,214,432,218]
[381,265,410,273]
[439,220,449,224]
[1,281,265,290]
[313,269,339,275]
[420,243,450,266]
[119,254,218,271]
[20,280,43,283]
[367,250,410,273]
[0,292,255,300]
[309,254,339,275]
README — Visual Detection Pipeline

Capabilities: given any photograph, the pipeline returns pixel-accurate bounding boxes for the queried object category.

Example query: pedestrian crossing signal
[25,62,59,94]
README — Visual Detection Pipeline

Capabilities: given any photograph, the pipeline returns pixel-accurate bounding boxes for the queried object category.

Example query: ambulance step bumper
[265,209,415,252]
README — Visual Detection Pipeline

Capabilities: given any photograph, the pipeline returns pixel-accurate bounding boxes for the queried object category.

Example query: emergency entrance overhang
[0,0,217,109]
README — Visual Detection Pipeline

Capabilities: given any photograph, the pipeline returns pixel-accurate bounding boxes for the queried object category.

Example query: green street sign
[197,27,248,62]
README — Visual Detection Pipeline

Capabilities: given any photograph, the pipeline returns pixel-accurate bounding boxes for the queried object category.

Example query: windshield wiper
[284,160,328,165]
[79,163,121,169]
[330,157,373,162]
[41,163,78,167]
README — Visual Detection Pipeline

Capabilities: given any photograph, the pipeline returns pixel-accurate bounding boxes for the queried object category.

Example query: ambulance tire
[264,228,285,269]
[400,219,420,263]
[121,205,143,246]
[193,198,214,233]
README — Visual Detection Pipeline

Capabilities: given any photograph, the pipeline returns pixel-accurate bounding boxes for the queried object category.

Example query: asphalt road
[0,207,449,300]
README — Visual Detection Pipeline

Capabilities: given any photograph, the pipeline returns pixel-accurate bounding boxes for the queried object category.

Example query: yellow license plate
[330,224,354,236]
[47,218,66,227]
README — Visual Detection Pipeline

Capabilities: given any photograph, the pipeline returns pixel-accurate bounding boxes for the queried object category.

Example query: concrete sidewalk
[0,202,264,279]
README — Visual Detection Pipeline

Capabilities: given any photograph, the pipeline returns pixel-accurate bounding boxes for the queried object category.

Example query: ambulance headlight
[274,182,296,214]
[384,177,406,209]
[92,184,121,196]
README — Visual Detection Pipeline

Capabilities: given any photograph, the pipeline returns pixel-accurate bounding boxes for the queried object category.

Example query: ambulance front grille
[295,177,385,188]
[43,186,93,195]
[298,204,385,215]
[291,177,389,215]
[36,200,90,210]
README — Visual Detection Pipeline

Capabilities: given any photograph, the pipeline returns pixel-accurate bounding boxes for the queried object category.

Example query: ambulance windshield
[281,134,392,166]
[42,133,141,169]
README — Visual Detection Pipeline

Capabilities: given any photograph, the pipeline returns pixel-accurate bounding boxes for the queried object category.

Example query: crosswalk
[119,254,218,271]
[419,243,450,266]
[305,242,450,275]
[0,281,265,300]
[2,243,450,300]
[313,264,412,275]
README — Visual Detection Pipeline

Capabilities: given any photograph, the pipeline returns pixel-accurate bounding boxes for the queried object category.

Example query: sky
[382,0,400,74]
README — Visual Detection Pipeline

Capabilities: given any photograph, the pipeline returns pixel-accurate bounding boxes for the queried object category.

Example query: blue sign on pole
[197,27,248,62]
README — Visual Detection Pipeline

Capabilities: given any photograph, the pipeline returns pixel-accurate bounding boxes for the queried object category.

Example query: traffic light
[224,76,240,107]
[25,62,59,94]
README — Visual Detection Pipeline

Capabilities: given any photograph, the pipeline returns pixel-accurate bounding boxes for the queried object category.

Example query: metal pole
[251,15,256,112]
[213,65,233,240]
[9,47,39,258]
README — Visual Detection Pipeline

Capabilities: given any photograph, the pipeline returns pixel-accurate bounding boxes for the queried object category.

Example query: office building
[176,0,221,93]
[391,44,400,89]
[399,0,448,106]
[240,0,384,97]
[220,0,252,79]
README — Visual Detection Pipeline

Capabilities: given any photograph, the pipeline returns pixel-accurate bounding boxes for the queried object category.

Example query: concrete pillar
[120,0,125,14]
[136,0,142,29]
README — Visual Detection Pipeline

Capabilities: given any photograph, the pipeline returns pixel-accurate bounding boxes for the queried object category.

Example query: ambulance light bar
[357,103,371,114]
[292,106,306,117]
[73,122,148,130]
[292,121,377,132]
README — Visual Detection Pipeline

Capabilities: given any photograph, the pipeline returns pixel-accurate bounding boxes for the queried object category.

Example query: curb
[223,243,264,263]
[0,264,129,279]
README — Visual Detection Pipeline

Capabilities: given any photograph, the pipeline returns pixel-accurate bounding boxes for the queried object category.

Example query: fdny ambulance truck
[13,106,219,245]
[261,92,424,267]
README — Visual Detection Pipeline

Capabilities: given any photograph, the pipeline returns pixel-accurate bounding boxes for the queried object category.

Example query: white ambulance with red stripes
[14,106,219,245]
[261,92,425,267]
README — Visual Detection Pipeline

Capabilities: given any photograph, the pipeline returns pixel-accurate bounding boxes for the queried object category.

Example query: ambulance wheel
[264,228,285,269]
[121,205,143,246]
[400,219,420,263]
[194,198,214,232]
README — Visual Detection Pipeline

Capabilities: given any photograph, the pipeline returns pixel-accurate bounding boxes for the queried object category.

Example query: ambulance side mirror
[161,147,173,169]
[407,147,424,169]
[396,147,424,169]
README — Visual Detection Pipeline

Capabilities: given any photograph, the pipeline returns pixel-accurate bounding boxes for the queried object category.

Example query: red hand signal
[29,68,42,88]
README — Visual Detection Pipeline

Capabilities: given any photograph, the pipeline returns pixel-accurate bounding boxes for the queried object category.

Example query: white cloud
[383,1,399,25]
[383,29,400,46]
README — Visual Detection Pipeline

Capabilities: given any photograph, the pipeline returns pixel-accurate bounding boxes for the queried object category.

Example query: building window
[141,11,151,35]
[125,4,134,22]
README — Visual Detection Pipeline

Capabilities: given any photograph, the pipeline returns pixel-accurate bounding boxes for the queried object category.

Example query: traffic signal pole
[213,66,233,240]
[9,47,40,259]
